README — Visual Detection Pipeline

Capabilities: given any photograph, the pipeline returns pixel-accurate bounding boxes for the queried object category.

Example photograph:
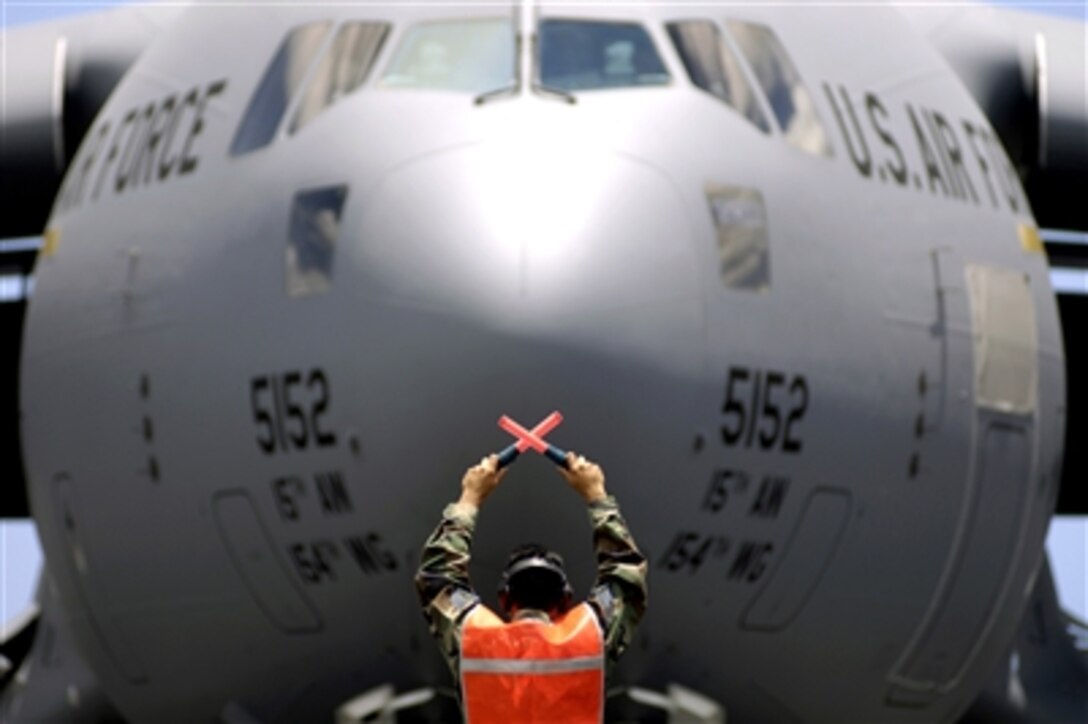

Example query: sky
[0,0,1086,27]
[2,0,129,27]
[0,0,1086,637]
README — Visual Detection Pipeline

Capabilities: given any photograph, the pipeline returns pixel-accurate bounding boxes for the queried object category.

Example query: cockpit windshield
[379,19,514,93]
[538,20,669,91]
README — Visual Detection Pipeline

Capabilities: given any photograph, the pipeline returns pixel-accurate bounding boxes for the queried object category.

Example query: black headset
[497,550,574,616]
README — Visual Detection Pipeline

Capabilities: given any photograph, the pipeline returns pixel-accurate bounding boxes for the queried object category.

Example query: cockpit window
[725,21,832,157]
[539,20,669,91]
[291,22,389,133]
[666,21,769,133]
[378,19,514,93]
[231,22,331,156]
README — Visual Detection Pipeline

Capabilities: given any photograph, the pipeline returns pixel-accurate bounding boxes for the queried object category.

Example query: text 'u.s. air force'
[55,78,228,213]
[823,83,1027,213]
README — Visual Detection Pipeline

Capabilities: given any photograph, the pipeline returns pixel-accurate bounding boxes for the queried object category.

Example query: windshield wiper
[474,84,519,106]
[531,83,576,104]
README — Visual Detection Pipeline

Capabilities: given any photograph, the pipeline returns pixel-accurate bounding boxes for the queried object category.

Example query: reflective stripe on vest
[460,602,604,724]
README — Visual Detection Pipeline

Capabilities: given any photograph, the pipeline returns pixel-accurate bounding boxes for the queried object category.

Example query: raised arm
[560,454,648,667]
[415,455,506,675]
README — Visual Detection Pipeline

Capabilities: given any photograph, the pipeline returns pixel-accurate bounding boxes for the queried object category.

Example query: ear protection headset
[497,549,574,616]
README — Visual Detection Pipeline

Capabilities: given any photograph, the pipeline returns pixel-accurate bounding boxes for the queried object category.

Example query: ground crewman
[415,451,647,723]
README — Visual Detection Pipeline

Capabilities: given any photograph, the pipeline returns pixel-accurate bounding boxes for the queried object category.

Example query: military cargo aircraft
[1,1,1085,721]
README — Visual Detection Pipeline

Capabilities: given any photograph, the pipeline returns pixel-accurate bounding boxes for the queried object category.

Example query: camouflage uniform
[415,495,648,681]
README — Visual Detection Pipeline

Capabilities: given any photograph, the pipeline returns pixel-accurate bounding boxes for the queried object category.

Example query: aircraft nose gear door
[888,263,1040,707]
[212,491,323,634]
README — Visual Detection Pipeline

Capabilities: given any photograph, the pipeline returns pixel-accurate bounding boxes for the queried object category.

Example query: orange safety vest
[459,602,604,724]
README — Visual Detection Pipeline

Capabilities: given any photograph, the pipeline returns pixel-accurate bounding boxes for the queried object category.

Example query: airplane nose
[342,130,707,594]
[353,134,703,339]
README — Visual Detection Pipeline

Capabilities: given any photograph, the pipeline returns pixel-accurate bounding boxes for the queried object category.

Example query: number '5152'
[251,369,337,454]
[721,366,808,453]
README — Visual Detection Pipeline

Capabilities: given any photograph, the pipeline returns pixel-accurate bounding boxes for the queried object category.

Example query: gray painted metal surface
[1,1,1077,721]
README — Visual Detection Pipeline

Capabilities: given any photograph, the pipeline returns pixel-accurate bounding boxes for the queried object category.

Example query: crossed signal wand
[495,412,569,469]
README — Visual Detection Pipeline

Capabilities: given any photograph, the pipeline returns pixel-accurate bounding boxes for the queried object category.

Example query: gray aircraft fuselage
[10,1,1067,722]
